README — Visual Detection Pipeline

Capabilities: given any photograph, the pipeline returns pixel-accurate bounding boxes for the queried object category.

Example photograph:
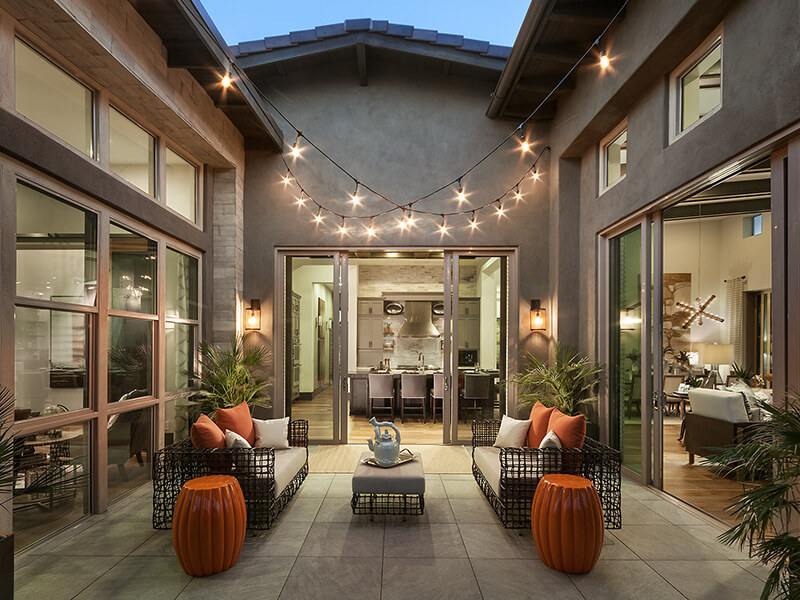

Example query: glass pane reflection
[107,407,152,502]
[108,317,152,403]
[110,223,157,314]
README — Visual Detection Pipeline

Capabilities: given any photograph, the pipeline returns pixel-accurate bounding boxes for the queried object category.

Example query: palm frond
[0,387,16,497]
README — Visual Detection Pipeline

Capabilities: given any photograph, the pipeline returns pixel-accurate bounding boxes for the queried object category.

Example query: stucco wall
[242,59,552,413]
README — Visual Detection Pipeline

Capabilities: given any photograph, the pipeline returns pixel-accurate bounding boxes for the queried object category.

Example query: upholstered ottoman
[351,451,425,516]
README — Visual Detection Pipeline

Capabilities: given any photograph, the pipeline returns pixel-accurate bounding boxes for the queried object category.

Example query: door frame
[274,246,519,445]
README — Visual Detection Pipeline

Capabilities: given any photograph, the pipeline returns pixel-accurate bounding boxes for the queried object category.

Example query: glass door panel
[609,226,643,474]
[285,255,338,442]
[452,254,508,444]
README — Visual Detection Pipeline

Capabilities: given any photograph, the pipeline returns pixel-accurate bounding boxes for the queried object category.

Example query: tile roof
[230,18,511,61]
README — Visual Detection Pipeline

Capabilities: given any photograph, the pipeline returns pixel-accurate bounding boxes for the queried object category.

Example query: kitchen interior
[288,251,507,444]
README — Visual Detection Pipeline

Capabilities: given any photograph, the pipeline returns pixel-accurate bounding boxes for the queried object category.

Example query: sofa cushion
[527,402,556,447]
[273,447,307,497]
[190,414,226,449]
[539,430,562,449]
[215,402,255,446]
[549,410,586,449]
[473,446,502,497]
[253,416,290,449]
[494,415,531,448]
[225,429,251,449]
[688,388,750,423]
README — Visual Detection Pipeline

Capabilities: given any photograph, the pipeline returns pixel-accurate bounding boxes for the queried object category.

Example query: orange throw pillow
[190,414,225,449]
[549,409,586,449]
[527,402,556,447]
[215,402,255,446]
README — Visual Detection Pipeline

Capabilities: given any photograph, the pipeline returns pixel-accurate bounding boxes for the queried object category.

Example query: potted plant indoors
[511,343,605,417]
[188,334,272,415]
[705,396,800,600]
[0,387,16,599]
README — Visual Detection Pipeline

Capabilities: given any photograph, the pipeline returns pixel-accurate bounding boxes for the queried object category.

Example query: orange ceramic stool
[531,474,603,574]
[172,475,247,576]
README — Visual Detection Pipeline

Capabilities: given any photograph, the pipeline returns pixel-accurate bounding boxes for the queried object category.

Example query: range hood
[398,301,440,338]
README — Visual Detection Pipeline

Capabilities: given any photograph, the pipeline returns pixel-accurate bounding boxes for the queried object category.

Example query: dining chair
[460,374,491,423]
[430,373,445,424]
[663,374,685,417]
[368,374,395,420]
[400,374,427,423]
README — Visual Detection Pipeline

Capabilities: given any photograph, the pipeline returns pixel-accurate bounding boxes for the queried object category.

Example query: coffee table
[351,451,425,516]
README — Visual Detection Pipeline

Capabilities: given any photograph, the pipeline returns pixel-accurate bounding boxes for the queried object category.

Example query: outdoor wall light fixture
[245,299,261,331]
[530,299,547,331]
[221,72,232,88]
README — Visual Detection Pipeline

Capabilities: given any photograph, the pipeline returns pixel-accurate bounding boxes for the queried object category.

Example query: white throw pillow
[225,429,251,449]
[494,415,531,448]
[253,417,290,449]
[539,429,562,449]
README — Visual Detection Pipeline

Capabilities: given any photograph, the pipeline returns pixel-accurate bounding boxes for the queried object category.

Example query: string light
[455,179,467,204]
[296,192,307,206]
[398,209,409,230]
[338,217,348,235]
[366,218,377,237]
[438,215,449,235]
[518,127,530,153]
[236,0,627,231]
[221,72,232,88]
[290,132,302,158]
[281,169,293,185]
[350,181,361,205]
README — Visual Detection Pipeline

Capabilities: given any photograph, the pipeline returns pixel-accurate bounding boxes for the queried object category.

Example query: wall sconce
[530,299,547,331]
[620,309,641,331]
[245,299,261,331]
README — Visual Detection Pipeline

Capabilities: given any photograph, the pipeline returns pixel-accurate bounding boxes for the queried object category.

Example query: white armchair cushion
[493,415,531,448]
[688,388,750,423]
[253,417,290,449]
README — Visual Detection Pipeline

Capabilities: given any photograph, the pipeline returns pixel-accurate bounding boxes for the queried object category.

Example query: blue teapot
[366,417,401,466]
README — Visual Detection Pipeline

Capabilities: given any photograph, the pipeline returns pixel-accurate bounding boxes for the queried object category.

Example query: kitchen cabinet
[358,300,383,316]
[357,298,384,367]
[458,299,480,350]
[357,317,383,349]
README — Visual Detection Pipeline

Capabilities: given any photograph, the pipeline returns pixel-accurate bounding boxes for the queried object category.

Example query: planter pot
[0,534,13,600]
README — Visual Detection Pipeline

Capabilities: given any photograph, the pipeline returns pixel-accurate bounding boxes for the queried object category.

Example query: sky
[198,0,530,48]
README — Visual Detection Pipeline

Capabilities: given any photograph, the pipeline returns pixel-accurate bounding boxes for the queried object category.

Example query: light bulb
[496,202,505,217]
[469,212,479,230]
[289,133,302,158]
[521,140,530,152]
[221,73,232,88]
[438,216,448,235]
[531,168,541,181]
[405,213,415,228]
[338,220,348,235]
[313,209,323,224]
[366,221,376,237]
[514,186,523,202]
[281,171,292,185]
[350,183,360,205]
[398,211,408,230]
[296,194,306,206]
[456,180,466,204]
[600,51,610,69]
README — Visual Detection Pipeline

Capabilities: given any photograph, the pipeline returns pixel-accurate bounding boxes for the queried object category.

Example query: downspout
[486,0,557,118]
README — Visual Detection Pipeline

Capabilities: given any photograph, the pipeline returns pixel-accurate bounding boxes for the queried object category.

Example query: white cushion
[473,446,502,497]
[493,415,531,448]
[539,430,562,449]
[253,417,290,449]
[225,429,251,448]
[688,388,750,423]
[274,448,307,496]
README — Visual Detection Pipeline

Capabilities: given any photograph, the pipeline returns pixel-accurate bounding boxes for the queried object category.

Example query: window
[165,148,197,222]
[110,108,156,196]
[744,214,763,237]
[110,223,157,314]
[600,121,627,192]
[166,248,199,320]
[671,28,722,139]
[108,317,153,403]
[14,39,93,156]
[107,406,152,501]
[165,249,198,393]
[16,183,98,305]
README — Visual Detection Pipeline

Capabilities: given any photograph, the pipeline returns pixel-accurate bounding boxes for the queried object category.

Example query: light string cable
[208,0,628,225]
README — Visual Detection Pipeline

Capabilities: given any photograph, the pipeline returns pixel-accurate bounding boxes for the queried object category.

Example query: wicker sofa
[153,419,308,530]
[472,419,621,529]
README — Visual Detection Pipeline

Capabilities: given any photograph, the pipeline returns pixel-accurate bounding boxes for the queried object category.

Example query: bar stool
[460,373,491,423]
[368,374,394,420]
[430,374,445,424]
[400,374,427,423]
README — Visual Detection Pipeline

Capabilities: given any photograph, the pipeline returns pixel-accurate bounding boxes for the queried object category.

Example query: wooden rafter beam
[356,42,367,86]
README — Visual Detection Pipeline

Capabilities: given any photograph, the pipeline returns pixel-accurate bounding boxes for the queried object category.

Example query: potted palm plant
[511,343,605,416]
[0,387,16,599]
[705,396,800,599]
[189,334,272,415]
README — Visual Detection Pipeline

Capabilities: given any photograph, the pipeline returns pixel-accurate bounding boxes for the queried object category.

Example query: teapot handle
[370,419,401,444]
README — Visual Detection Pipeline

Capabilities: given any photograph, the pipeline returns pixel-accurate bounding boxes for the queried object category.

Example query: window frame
[13,36,97,159]
[599,118,628,195]
[669,25,723,143]
[164,145,202,226]
[164,245,201,398]
[108,105,158,198]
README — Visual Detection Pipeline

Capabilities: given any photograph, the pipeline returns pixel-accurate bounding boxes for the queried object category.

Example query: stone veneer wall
[212,168,244,344]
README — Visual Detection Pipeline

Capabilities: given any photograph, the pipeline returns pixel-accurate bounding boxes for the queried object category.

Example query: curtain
[725,277,746,365]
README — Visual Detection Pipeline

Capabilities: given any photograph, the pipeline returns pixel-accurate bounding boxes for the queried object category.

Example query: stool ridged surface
[172,475,247,576]
[531,473,603,574]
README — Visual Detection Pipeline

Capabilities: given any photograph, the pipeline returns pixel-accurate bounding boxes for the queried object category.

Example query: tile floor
[14,474,770,600]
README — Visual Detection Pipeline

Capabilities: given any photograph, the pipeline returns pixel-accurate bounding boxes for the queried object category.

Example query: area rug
[309,444,472,473]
